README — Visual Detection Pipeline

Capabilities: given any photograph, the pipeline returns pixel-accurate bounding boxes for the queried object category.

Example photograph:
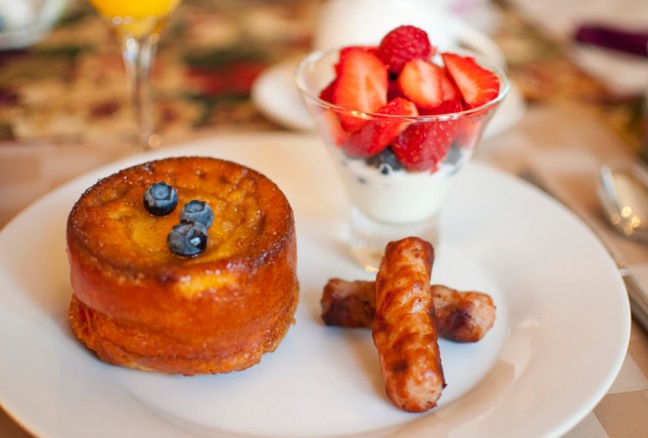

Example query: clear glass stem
[120,32,160,151]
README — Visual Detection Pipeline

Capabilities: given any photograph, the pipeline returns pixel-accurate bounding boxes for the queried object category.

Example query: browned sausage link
[321,280,496,343]
[321,279,376,328]
[431,286,496,343]
[373,237,445,412]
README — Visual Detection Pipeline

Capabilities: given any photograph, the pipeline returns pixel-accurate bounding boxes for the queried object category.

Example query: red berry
[321,109,350,147]
[315,79,350,146]
[439,67,461,101]
[454,112,485,149]
[319,79,336,102]
[441,53,500,109]
[423,98,464,115]
[378,25,435,75]
[331,47,388,132]
[344,97,418,157]
[392,119,459,171]
[387,78,401,101]
[397,59,444,110]
[335,46,381,76]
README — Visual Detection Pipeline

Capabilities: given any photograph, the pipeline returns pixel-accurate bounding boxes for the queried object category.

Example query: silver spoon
[598,162,648,243]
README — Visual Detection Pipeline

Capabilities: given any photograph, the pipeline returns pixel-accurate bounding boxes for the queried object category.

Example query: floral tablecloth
[0,0,644,152]
[0,0,318,148]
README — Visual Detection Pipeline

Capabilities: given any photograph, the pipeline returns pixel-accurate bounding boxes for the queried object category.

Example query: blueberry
[167,221,208,256]
[179,200,214,228]
[143,182,178,216]
[365,147,403,174]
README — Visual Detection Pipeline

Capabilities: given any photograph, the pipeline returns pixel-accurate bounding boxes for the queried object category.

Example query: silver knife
[519,169,648,332]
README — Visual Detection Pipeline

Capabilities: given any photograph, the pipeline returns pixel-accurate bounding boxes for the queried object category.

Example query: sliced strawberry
[392,119,459,172]
[441,53,500,109]
[397,59,443,110]
[422,98,464,115]
[315,80,349,146]
[387,78,401,101]
[335,46,381,75]
[454,111,485,149]
[321,108,350,147]
[331,47,388,132]
[439,67,460,101]
[319,79,337,102]
[344,97,418,158]
[415,67,464,115]
[378,25,435,75]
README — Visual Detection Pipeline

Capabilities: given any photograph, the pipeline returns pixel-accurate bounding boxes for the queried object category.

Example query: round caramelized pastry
[66,156,299,375]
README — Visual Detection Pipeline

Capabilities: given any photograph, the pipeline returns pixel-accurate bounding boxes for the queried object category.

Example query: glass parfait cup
[295,48,510,271]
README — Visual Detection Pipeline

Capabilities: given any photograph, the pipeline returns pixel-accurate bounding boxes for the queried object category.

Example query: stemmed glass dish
[295,47,510,270]
[88,0,181,151]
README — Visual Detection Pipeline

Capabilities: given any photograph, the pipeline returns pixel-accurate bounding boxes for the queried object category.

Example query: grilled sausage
[321,279,496,343]
[372,237,445,412]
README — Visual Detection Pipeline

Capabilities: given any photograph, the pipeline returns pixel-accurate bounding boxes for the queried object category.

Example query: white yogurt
[331,148,468,224]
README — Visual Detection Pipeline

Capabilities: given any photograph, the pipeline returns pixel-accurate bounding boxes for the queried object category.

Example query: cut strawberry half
[439,67,461,101]
[454,111,485,149]
[331,47,388,132]
[397,59,444,110]
[441,53,500,109]
[378,25,435,75]
[319,79,337,103]
[314,79,349,146]
[344,97,418,158]
[335,46,381,75]
[392,119,459,172]
[422,98,464,115]
[387,78,401,101]
[321,108,350,147]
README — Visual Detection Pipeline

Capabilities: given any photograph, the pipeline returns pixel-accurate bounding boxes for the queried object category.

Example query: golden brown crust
[66,156,299,375]
[68,291,298,375]
[373,237,445,412]
[321,279,496,343]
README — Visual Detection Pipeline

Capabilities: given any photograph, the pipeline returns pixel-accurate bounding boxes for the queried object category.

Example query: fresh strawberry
[397,59,443,110]
[315,80,349,146]
[344,97,418,157]
[335,46,380,75]
[413,66,464,115]
[319,79,336,102]
[441,53,500,109]
[454,111,485,149]
[387,78,401,101]
[321,108,350,147]
[422,98,464,115]
[392,119,459,171]
[378,25,435,75]
[439,67,461,101]
[331,47,388,132]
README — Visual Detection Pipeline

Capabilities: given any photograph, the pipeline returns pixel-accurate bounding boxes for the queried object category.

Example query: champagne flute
[88,0,181,151]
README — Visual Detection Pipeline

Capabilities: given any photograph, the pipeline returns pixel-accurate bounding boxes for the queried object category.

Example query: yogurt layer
[333,148,467,224]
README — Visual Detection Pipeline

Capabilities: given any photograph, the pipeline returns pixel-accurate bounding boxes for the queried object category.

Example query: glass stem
[120,33,160,151]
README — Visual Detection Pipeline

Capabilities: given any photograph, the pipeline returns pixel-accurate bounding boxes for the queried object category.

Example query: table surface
[1,1,648,437]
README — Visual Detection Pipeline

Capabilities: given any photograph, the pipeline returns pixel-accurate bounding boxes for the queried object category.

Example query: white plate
[251,58,526,137]
[0,133,629,437]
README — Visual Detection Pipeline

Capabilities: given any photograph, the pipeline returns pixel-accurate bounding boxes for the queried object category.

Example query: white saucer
[251,57,526,138]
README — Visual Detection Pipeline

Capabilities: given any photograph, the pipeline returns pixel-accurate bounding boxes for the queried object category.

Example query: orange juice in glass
[88,0,182,150]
